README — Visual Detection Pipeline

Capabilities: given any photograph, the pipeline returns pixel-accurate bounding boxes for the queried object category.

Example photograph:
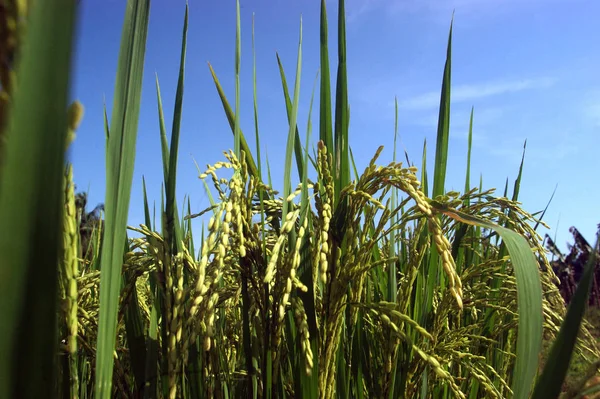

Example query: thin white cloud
[584,102,600,127]
[399,78,555,110]
[410,106,502,128]
[326,0,377,24]
[341,0,584,24]
[478,126,582,168]
[346,0,377,23]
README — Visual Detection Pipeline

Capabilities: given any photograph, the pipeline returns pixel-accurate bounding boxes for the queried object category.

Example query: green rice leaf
[155,75,169,180]
[387,97,399,398]
[319,0,334,155]
[423,16,452,338]
[281,17,302,223]
[430,202,543,399]
[511,140,526,202]
[252,13,262,181]
[165,4,188,255]
[421,139,428,197]
[142,176,152,230]
[251,11,268,275]
[0,0,77,396]
[234,0,242,157]
[275,53,306,180]
[208,64,259,180]
[104,102,110,142]
[464,106,474,197]
[95,1,151,397]
[333,0,349,203]
[388,97,399,303]
[431,16,452,200]
[533,184,557,232]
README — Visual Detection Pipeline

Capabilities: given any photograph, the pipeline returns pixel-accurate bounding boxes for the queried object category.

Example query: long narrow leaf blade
[234,0,242,157]
[165,4,188,254]
[430,202,544,399]
[95,1,151,397]
[432,17,453,199]
[275,53,306,180]
[208,63,260,180]
[0,1,77,397]
[281,18,303,231]
[333,0,349,202]
[319,0,333,154]
[531,234,599,399]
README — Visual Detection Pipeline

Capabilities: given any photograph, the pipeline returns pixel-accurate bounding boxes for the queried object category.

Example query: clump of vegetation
[546,226,600,306]
[538,226,600,397]
[0,0,599,398]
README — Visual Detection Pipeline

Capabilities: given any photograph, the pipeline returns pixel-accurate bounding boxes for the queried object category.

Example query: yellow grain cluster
[315,141,333,286]
[291,297,314,375]
[62,164,79,355]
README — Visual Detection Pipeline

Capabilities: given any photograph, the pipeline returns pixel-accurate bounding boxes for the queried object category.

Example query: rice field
[0,0,599,398]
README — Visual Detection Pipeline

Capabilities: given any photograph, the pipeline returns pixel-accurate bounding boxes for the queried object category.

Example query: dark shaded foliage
[546,224,600,306]
[75,190,104,260]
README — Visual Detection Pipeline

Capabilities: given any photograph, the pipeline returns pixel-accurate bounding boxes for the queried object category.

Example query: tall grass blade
[242,19,260,397]
[208,64,260,180]
[386,97,400,398]
[252,13,262,180]
[464,106,473,196]
[280,17,302,223]
[141,176,159,399]
[423,15,453,336]
[251,10,267,251]
[95,1,150,397]
[431,17,452,200]
[155,75,169,180]
[234,0,241,157]
[333,0,349,202]
[451,108,475,266]
[0,0,77,396]
[186,197,195,254]
[104,102,110,144]
[388,97,399,303]
[421,139,428,197]
[511,140,526,202]
[165,4,188,254]
[275,53,306,180]
[533,184,557,232]
[143,176,152,230]
[319,0,334,154]
[266,150,273,187]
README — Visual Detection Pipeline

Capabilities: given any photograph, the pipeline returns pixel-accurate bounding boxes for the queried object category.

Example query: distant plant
[73,191,104,260]
[546,225,600,306]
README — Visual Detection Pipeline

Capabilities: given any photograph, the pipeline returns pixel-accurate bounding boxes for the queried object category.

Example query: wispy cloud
[583,102,600,127]
[474,125,582,169]
[411,106,502,128]
[345,0,377,23]
[340,0,584,24]
[326,0,378,24]
[398,77,555,110]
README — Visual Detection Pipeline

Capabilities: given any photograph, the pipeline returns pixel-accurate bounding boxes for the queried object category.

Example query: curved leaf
[430,202,543,399]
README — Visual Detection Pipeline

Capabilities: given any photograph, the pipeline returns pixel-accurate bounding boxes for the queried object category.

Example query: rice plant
[0,0,599,398]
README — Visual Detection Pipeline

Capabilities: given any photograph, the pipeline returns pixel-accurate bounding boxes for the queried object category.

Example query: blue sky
[69,0,599,252]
